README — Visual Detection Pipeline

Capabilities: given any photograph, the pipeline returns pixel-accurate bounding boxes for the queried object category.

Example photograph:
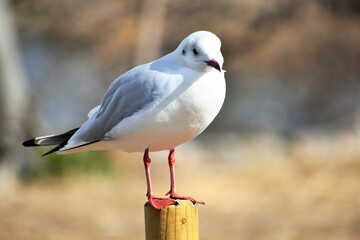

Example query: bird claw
[166,192,205,205]
[148,195,178,210]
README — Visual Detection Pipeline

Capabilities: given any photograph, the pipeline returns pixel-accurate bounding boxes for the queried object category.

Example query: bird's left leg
[143,148,177,210]
[165,149,205,205]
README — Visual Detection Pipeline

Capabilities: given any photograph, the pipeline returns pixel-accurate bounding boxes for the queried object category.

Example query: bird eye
[192,48,198,55]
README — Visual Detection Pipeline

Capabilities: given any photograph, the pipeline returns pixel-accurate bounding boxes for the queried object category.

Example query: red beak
[205,59,221,72]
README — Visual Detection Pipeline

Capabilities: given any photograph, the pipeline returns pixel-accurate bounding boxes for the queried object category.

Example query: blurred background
[1,0,360,239]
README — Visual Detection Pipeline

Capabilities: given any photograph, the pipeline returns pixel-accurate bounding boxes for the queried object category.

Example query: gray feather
[69,65,166,143]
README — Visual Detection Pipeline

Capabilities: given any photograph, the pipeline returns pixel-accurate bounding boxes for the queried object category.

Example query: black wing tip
[22,138,60,156]
[23,138,38,147]
[42,141,68,157]
[23,127,80,150]
[42,140,101,157]
[42,146,60,157]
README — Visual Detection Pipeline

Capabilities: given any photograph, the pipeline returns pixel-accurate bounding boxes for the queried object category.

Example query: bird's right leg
[143,148,177,210]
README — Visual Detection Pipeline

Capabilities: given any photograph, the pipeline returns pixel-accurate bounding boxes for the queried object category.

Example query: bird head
[177,31,224,73]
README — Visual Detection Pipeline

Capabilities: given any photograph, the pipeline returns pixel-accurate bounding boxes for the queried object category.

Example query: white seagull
[23,31,226,210]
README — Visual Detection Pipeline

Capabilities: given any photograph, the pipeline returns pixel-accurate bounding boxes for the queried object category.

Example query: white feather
[87,105,101,118]
[59,31,226,154]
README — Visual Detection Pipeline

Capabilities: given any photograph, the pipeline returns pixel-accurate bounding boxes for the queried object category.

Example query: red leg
[143,149,177,210]
[165,149,205,205]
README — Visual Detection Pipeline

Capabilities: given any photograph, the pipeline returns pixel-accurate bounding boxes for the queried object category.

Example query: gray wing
[70,65,164,143]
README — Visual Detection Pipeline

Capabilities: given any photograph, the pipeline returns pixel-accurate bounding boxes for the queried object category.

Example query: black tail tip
[23,138,37,147]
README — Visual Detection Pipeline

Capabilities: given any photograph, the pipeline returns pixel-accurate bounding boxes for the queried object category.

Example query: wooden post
[144,200,199,240]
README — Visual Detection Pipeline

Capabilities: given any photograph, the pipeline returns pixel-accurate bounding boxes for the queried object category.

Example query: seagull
[23,31,226,210]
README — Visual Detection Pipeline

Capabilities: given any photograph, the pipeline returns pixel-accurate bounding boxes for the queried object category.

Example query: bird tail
[23,128,79,156]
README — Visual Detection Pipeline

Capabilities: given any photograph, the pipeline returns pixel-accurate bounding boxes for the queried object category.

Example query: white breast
[105,70,225,152]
